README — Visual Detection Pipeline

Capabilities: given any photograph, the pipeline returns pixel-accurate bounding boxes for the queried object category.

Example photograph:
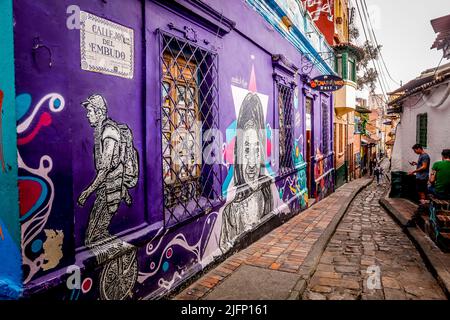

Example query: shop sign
[309,75,344,92]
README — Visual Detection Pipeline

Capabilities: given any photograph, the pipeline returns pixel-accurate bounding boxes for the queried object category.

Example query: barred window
[278,84,294,171]
[416,113,427,148]
[160,32,221,227]
[322,101,329,155]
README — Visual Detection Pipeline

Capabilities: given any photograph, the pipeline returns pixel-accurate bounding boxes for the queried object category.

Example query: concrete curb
[289,178,374,300]
[379,198,410,227]
[380,196,450,299]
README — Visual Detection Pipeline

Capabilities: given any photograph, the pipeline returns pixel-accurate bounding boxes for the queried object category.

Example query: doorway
[305,97,313,199]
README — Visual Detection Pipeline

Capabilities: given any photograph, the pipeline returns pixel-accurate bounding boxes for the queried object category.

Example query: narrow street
[175,161,448,301]
[302,175,446,300]
[2,0,450,305]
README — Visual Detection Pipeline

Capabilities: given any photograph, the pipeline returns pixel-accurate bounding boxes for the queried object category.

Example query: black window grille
[159,31,221,227]
[416,113,427,147]
[278,83,294,172]
[322,101,329,155]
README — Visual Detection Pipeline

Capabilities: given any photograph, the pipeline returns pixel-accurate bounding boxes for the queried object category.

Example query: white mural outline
[18,93,66,283]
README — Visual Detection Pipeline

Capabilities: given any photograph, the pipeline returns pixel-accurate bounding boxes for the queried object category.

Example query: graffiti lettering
[302,0,333,22]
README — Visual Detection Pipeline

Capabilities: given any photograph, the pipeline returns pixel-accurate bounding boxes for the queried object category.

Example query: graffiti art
[17,92,65,283]
[78,94,139,300]
[220,92,274,251]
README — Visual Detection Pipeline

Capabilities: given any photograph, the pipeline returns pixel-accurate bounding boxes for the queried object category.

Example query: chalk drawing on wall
[17,92,66,283]
[78,94,139,300]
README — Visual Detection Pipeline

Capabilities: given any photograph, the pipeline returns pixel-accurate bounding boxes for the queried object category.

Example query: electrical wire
[355,0,389,104]
[359,1,392,95]
[357,0,391,99]
[361,0,401,87]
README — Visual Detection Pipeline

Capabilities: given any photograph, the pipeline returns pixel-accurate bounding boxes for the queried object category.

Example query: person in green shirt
[428,149,450,200]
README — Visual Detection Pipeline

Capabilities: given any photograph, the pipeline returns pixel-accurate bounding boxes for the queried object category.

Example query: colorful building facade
[0,0,335,300]
[302,0,363,188]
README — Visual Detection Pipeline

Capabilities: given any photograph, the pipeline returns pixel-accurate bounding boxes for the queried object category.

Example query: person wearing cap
[78,94,124,246]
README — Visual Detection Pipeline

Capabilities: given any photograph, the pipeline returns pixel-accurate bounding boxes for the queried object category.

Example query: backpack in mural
[114,122,139,189]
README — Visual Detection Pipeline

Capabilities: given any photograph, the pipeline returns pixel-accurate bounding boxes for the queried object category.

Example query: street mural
[78,94,139,300]
[220,92,274,251]
[9,57,321,302]
[313,146,334,200]
[5,0,334,300]
[289,87,308,210]
[17,92,66,284]
[135,63,303,297]
[137,213,218,294]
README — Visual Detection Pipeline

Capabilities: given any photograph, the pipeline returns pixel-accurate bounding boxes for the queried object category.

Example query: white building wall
[391,82,450,172]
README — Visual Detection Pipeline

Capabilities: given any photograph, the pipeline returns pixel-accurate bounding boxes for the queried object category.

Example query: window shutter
[421,113,427,147]
[416,113,427,147]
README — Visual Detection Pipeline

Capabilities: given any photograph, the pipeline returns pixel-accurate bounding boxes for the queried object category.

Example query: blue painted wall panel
[0,0,22,299]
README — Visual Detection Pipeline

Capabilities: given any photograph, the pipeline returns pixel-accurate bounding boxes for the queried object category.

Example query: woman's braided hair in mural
[234,92,272,206]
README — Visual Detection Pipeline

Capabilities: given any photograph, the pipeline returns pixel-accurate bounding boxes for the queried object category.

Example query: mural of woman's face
[242,127,261,191]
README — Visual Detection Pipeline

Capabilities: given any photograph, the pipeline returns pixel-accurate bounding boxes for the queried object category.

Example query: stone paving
[302,179,447,300]
[174,178,371,300]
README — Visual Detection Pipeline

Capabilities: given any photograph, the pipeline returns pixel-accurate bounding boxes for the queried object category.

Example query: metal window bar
[322,101,329,155]
[159,31,221,227]
[278,83,294,172]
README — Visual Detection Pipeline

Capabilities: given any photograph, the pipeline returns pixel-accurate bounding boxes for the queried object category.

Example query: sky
[353,0,449,96]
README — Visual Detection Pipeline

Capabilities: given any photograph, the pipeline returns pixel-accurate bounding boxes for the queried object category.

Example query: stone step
[438,232,450,253]
[436,214,450,229]
[435,209,450,216]
[430,196,450,211]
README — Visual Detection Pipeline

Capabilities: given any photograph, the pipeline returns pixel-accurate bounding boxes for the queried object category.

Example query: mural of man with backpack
[78,93,139,245]
[78,94,139,300]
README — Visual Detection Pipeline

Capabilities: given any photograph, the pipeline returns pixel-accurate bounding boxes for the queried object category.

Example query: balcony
[334,80,357,116]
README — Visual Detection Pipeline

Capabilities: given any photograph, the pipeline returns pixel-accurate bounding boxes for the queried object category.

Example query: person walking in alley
[428,149,450,200]
[374,162,383,185]
[369,158,375,176]
[408,144,430,203]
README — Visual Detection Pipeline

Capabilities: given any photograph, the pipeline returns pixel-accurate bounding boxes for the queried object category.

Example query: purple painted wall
[11,0,334,300]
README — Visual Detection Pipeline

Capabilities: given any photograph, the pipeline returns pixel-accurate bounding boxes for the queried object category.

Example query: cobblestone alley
[302,178,447,300]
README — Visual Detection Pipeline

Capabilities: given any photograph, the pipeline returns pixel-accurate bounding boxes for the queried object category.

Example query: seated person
[428,149,450,200]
